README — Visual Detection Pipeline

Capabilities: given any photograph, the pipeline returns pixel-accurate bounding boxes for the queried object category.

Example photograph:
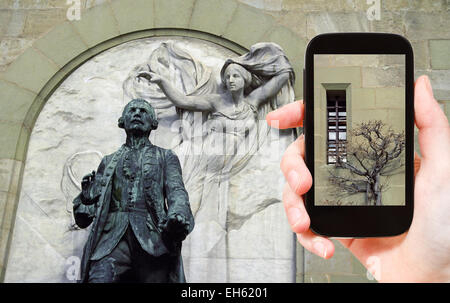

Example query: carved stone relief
[5,37,295,282]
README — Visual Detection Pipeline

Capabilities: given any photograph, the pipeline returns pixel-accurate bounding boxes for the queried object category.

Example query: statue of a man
[73,98,194,283]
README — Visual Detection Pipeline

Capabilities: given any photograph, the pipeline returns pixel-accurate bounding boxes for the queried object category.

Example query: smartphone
[303,33,414,237]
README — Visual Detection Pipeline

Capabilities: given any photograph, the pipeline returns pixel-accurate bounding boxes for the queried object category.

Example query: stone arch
[0,0,306,280]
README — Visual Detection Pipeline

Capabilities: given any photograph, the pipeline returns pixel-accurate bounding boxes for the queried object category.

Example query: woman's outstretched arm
[138,71,216,112]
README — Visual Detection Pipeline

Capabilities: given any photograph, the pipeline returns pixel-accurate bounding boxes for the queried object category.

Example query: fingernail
[288,207,302,228]
[268,118,280,128]
[423,76,434,97]
[287,170,299,192]
[313,240,328,259]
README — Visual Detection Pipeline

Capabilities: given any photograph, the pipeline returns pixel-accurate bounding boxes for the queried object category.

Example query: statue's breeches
[87,226,175,283]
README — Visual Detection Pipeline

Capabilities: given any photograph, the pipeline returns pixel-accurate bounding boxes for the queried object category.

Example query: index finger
[280,135,313,197]
[266,100,304,129]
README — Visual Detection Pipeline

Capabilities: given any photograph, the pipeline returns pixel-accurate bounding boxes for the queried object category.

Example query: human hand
[266,75,450,282]
[81,170,96,205]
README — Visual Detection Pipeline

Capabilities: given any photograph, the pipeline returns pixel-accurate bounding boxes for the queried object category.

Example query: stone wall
[0,0,449,283]
[0,0,106,72]
[1,1,449,100]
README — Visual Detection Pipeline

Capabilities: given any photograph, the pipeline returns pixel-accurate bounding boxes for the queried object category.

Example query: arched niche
[0,0,306,281]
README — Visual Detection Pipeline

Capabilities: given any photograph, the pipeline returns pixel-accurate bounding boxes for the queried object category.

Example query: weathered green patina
[73,99,194,282]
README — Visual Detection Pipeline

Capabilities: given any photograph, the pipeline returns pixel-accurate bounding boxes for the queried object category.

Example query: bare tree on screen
[329,120,405,206]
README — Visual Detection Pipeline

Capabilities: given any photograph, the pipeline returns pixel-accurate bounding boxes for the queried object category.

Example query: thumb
[414,75,450,161]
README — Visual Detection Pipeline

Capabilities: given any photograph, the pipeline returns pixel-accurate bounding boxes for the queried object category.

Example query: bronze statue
[73,98,194,283]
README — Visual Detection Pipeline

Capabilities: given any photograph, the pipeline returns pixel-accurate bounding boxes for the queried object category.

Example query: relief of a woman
[131,43,295,279]
[138,53,291,228]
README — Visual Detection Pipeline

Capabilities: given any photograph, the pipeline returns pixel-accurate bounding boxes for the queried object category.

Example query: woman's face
[224,65,246,92]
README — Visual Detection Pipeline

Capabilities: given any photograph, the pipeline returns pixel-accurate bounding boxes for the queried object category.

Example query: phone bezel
[304,33,414,237]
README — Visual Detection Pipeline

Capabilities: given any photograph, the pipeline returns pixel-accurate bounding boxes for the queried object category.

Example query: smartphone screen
[313,54,406,206]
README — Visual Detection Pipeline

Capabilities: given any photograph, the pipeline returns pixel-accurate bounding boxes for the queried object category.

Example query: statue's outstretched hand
[164,213,190,242]
[81,170,96,205]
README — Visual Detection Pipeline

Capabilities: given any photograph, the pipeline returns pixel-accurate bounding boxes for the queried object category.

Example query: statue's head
[118,99,158,135]
[221,62,253,93]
